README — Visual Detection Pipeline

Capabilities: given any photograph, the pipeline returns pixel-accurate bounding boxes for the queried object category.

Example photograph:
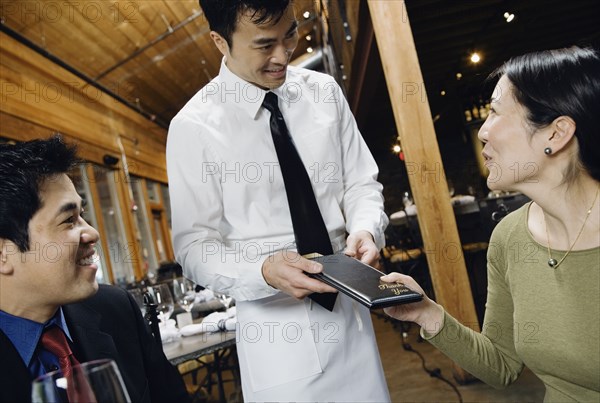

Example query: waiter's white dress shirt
[167,59,390,402]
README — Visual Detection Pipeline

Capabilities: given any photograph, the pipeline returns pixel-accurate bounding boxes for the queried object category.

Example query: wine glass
[32,359,131,402]
[127,288,146,316]
[447,180,455,197]
[402,191,413,208]
[172,277,196,313]
[216,292,233,310]
[148,284,174,324]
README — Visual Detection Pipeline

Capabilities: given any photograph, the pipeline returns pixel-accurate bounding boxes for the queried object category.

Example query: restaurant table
[385,192,530,325]
[388,193,530,244]
[163,330,238,402]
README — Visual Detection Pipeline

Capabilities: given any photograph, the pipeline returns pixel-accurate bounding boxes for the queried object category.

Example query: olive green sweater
[423,203,599,402]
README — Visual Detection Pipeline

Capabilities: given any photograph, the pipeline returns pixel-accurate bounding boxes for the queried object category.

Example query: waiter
[167,1,390,401]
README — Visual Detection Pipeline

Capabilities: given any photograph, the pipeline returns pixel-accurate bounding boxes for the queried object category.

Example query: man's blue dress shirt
[0,308,74,378]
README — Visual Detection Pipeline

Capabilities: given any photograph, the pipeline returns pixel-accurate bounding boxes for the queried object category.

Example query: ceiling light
[307,47,314,53]
[503,12,515,22]
[305,35,312,41]
[392,145,401,153]
[303,11,310,19]
[470,52,481,63]
[456,72,462,80]
[440,90,446,96]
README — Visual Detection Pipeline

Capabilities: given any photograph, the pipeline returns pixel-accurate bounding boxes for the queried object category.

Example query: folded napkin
[195,289,215,303]
[180,307,237,337]
[159,319,180,344]
[405,204,418,216]
[389,210,406,220]
[451,195,476,205]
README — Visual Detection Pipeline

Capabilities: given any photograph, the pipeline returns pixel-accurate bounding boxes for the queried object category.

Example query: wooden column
[367,0,480,383]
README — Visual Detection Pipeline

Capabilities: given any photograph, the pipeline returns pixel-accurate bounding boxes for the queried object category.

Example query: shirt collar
[0,308,73,367]
[218,57,297,119]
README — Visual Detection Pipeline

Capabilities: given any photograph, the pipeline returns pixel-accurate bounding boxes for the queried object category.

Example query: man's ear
[0,239,15,274]
[210,31,230,56]
[547,116,576,153]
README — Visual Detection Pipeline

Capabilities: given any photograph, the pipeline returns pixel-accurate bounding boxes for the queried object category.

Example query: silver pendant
[548,258,558,268]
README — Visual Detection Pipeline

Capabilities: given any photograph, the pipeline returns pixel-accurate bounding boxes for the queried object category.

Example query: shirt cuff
[235,261,279,301]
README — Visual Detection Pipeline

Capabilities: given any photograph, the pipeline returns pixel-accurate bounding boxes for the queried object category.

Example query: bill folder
[307,253,423,309]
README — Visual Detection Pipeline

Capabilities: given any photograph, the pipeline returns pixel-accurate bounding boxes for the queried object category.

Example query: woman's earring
[544,147,552,155]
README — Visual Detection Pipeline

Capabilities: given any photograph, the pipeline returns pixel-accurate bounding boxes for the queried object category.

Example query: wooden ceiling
[0,0,317,128]
[1,0,599,133]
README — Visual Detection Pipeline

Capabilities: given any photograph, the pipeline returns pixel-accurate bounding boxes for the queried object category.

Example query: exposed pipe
[292,49,324,70]
[95,9,204,81]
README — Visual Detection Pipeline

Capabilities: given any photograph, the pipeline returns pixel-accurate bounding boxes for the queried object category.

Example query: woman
[382,46,599,402]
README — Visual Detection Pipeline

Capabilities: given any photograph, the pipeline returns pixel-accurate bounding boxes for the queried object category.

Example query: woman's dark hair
[199,0,291,48]
[490,46,600,182]
[0,135,78,252]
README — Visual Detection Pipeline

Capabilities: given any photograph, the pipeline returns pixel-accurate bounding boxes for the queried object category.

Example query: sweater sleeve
[420,218,524,388]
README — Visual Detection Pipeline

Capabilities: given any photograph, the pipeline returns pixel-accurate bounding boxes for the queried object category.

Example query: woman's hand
[380,272,444,335]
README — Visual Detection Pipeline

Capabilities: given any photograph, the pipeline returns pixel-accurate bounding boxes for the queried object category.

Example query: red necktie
[40,326,81,378]
[40,326,94,402]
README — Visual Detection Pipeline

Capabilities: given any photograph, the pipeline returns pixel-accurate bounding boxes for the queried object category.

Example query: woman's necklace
[543,187,599,269]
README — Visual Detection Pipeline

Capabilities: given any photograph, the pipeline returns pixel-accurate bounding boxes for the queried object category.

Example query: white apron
[236,292,390,402]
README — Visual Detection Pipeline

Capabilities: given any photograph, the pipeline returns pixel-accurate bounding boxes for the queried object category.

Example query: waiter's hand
[261,251,338,299]
[345,230,380,267]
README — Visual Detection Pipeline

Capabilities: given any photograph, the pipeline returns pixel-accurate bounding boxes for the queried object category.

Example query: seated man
[0,136,190,403]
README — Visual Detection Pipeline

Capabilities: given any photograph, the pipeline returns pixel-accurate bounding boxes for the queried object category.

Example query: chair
[177,344,241,402]
[477,193,531,238]
[381,217,433,299]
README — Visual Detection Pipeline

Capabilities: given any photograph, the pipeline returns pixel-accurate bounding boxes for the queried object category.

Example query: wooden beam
[0,31,169,183]
[348,0,374,115]
[367,0,479,383]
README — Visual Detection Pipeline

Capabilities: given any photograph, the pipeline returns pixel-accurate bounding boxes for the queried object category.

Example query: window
[160,183,172,230]
[131,179,159,276]
[93,166,136,286]
[71,165,110,284]
[146,180,160,203]
[152,210,169,263]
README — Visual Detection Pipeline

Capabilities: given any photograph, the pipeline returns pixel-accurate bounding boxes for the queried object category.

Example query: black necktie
[263,92,337,311]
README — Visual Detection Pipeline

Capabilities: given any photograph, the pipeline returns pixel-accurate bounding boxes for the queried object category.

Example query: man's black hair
[0,135,78,252]
[199,0,291,48]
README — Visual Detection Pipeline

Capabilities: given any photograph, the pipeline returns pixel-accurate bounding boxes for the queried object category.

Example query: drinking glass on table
[172,277,196,314]
[402,191,413,208]
[32,359,130,403]
[148,284,174,324]
[127,288,146,316]
[215,292,233,310]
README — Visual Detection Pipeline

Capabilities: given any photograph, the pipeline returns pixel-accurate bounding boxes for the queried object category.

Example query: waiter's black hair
[199,0,291,48]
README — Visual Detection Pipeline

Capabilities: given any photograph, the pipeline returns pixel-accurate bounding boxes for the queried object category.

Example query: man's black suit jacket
[0,284,190,403]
